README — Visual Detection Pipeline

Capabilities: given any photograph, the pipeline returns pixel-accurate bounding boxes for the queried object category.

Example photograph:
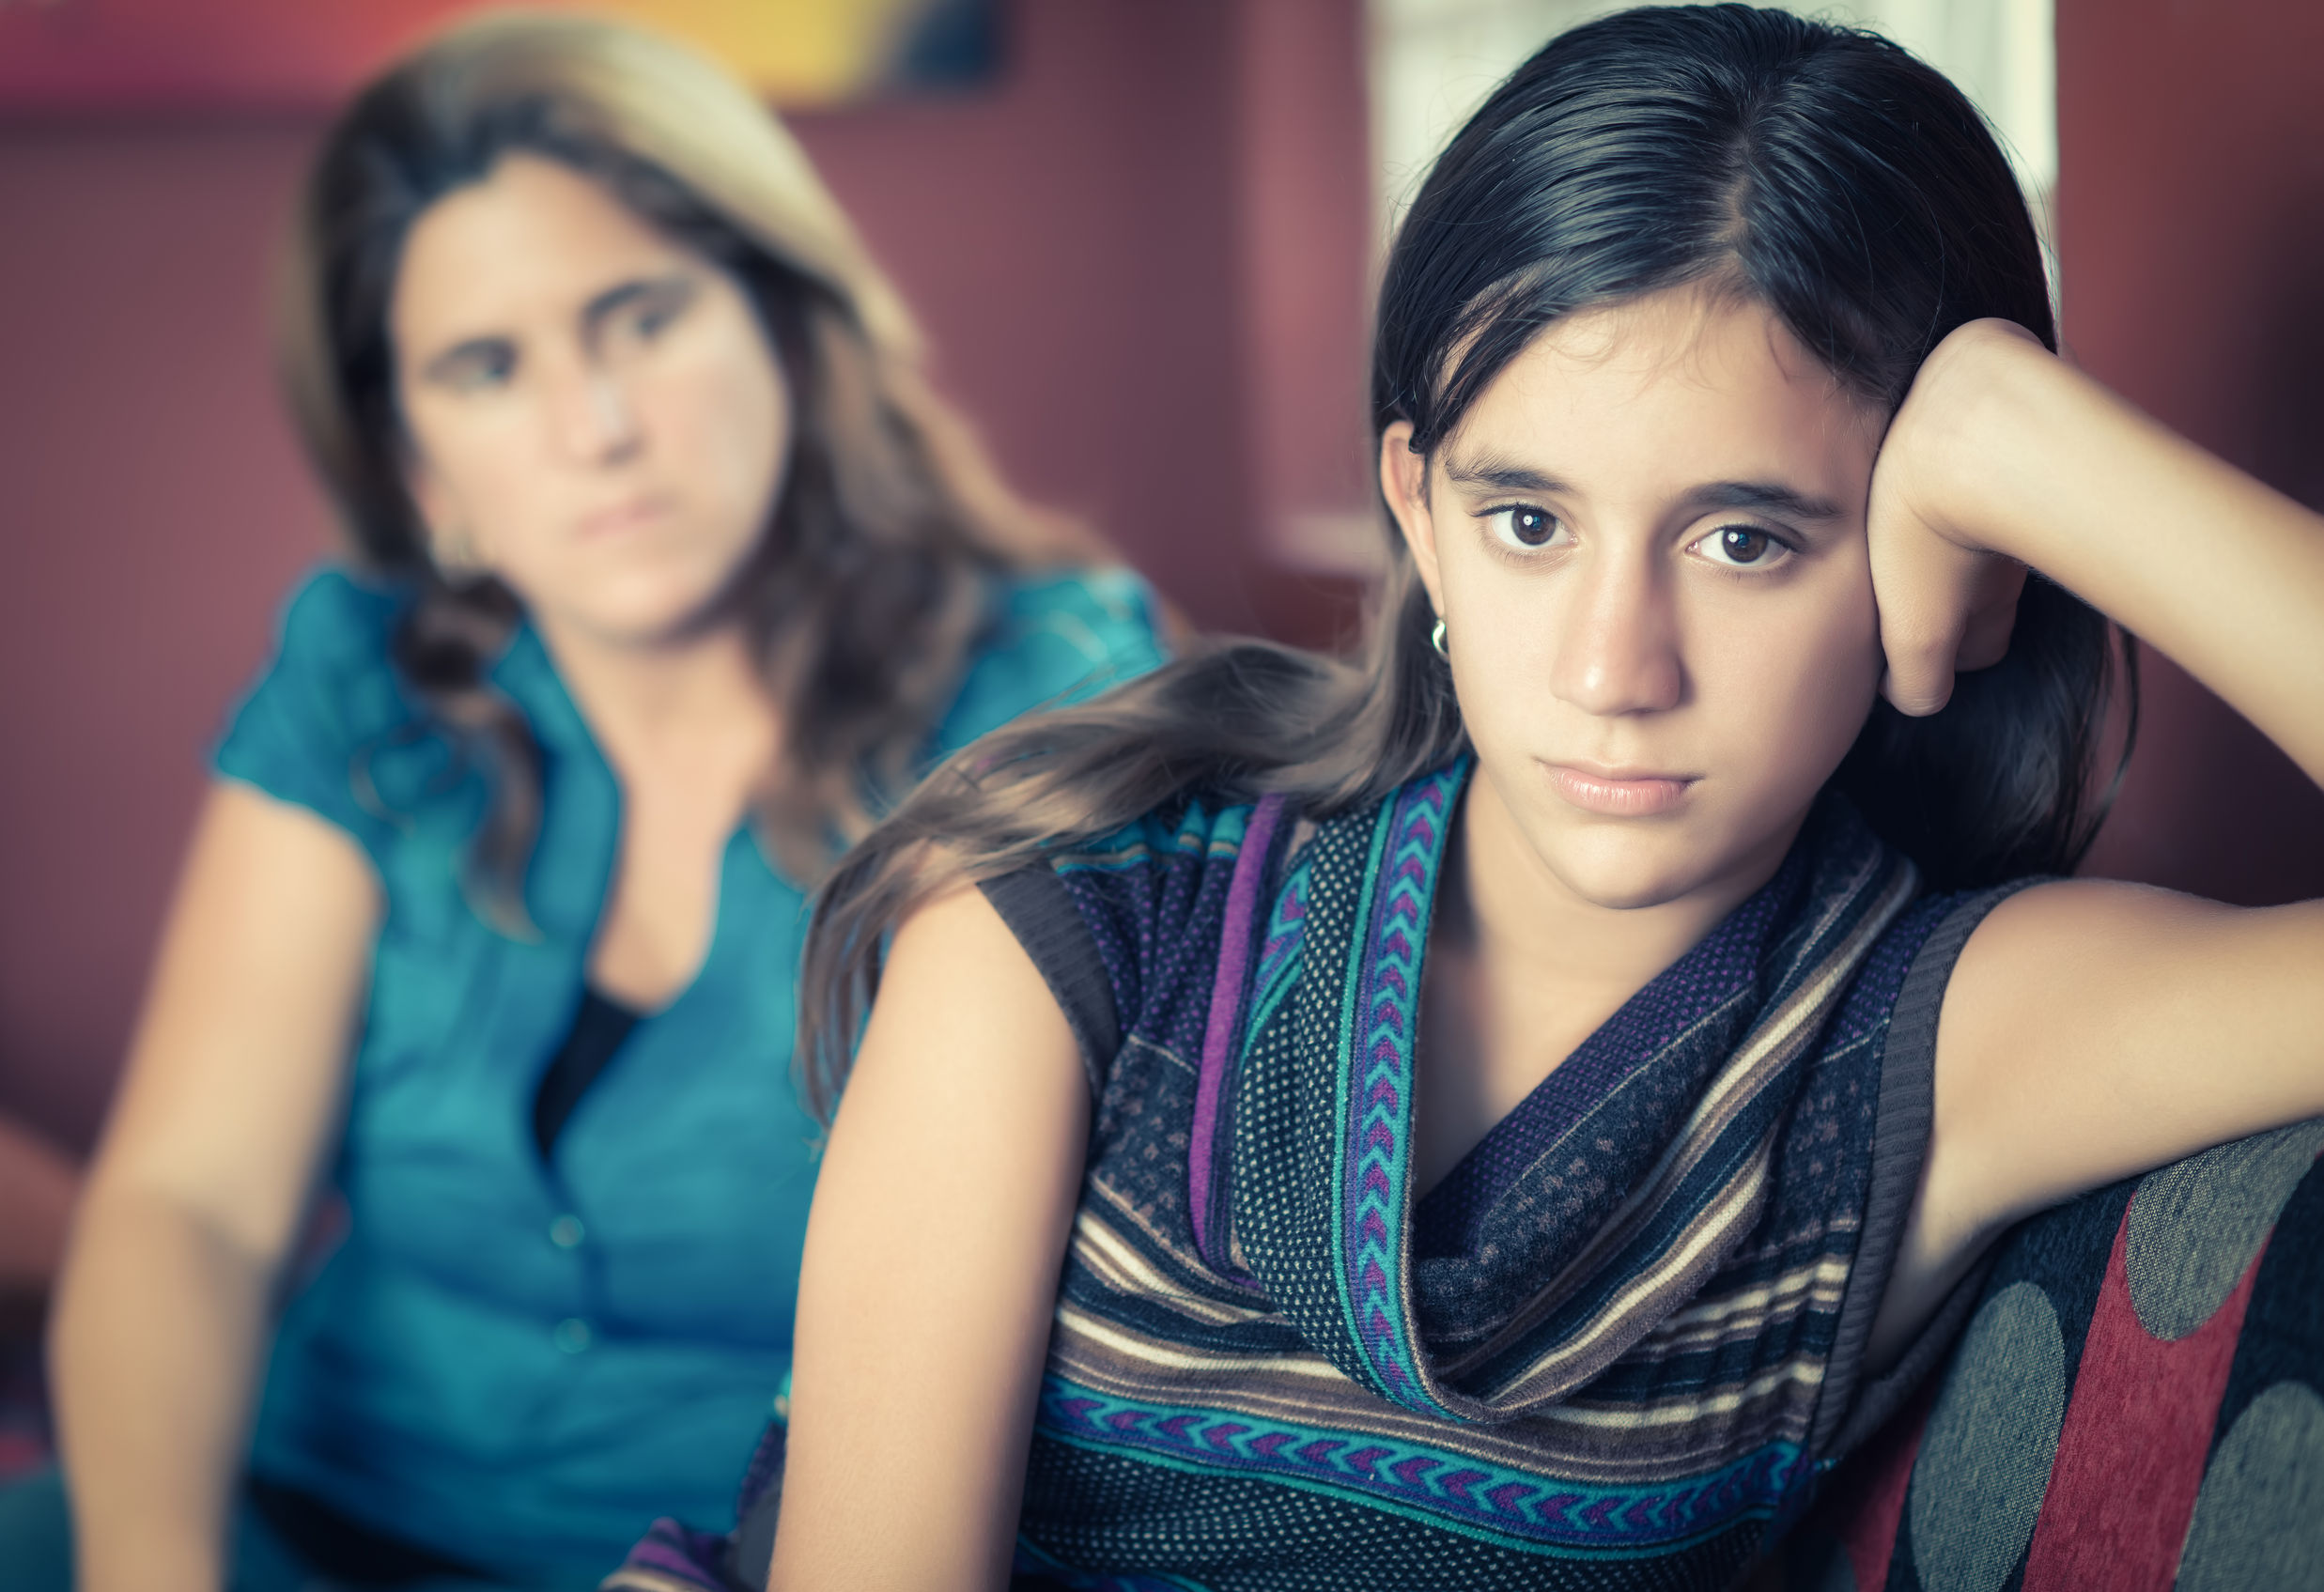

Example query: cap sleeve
[932,567,1170,757]
[1814,877,2048,1460]
[980,864,1122,1104]
[211,567,418,861]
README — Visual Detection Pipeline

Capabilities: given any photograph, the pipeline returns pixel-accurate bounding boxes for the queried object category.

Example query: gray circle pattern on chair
[2175,1380,2324,1592]
[1907,1281,2066,1592]
[2127,1120,2324,1341]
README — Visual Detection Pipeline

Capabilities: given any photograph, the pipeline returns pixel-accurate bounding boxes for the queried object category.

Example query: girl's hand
[1866,318,2051,716]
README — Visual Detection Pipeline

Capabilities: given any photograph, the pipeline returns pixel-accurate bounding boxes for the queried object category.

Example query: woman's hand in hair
[1863,317,2051,718]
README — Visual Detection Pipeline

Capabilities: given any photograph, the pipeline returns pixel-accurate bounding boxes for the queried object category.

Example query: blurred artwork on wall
[0,0,999,113]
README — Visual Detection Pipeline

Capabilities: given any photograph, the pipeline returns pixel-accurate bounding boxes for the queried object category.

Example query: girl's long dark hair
[795,3,2135,1117]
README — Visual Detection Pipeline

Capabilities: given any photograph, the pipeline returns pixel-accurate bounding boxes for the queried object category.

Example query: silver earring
[1430,617,1449,658]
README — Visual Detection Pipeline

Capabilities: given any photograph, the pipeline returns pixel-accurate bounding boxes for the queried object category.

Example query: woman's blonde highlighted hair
[276,8,1103,910]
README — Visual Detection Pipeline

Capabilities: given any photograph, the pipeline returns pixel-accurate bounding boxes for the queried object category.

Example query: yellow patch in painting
[596,0,935,105]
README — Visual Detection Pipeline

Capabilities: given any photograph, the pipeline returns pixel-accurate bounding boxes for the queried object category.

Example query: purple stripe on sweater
[1189,792,1287,1265]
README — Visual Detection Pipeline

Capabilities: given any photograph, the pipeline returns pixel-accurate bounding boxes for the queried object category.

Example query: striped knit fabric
[608,764,1983,1592]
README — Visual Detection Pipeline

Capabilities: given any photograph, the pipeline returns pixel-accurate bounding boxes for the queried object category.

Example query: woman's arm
[767,883,1089,1592]
[1865,325,2324,1363]
[50,781,378,1592]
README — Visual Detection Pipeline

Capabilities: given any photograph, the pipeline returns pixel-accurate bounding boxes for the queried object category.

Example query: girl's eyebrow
[1440,454,1569,494]
[1440,452,1845,522]
[1676,481,1847,521]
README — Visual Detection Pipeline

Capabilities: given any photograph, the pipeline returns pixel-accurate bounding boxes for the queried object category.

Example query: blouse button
[549,1213,585,1249]
[554,1318,593,1354]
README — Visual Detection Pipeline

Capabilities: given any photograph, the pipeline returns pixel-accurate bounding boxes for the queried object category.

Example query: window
[1368,0,2055,269]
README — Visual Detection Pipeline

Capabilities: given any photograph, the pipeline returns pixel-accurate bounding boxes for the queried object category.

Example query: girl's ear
[1380,422,1446,615]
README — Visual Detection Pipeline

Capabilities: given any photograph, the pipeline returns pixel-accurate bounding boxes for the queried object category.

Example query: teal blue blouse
[213,566,1167,1587]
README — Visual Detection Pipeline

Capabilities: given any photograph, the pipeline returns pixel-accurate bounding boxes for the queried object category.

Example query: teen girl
[615,7,2324,1588]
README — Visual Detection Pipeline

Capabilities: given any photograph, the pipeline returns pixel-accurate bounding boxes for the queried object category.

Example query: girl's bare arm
[1873,317,2324,781]
[767,883,1090,1592]
[51,781,377,1592]
[1867,325,2324,1363]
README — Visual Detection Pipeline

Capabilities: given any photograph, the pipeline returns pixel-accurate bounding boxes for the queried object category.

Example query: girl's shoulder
[933,566,1170,755]
[983,786,1272,1084]
[1808,793,2043,1061]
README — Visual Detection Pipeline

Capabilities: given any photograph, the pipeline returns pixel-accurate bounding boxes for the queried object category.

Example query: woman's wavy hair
[276,8,1102,915]
[795,2,2135,1117]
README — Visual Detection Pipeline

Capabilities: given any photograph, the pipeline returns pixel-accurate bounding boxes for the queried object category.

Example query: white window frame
[1368,0,2054,255]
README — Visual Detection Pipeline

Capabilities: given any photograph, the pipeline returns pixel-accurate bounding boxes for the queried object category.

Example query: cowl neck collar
[1216,762,1915,1425]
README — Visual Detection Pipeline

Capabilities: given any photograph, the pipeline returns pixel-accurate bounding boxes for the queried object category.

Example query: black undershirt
[532,984,645,1161]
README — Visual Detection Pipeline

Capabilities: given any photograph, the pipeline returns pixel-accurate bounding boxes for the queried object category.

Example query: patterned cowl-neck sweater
[610,763,2024,1592]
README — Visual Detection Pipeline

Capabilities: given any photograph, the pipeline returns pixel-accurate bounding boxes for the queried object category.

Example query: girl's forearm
[1957,335,2324,784]
[49,1185,278,1592]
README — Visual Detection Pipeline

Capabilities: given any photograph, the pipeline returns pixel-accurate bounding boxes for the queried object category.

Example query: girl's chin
[1526,812,1793,914]
[1534,842,1723,913]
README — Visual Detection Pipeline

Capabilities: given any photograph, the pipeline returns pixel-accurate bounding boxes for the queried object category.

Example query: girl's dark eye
[1688,522,1790,570]
[1490,505,1558,547]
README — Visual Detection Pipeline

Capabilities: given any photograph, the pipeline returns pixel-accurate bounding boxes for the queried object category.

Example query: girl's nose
[1550,549,1685,717]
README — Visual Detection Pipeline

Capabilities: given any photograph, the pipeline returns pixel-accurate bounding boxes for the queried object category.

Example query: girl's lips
[1544,762,1696,816]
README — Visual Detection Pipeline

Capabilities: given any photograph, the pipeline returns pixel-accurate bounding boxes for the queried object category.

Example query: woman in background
[1,12,1164,1589]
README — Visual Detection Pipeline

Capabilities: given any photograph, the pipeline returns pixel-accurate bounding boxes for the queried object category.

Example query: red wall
[8,0,2319,1153]
[0,0,1372,1150]
[0,124,326,1151]
[2058,0,2324,903]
